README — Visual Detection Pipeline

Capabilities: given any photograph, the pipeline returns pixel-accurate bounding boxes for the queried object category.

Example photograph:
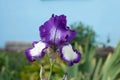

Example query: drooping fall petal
[25,41,48,62]
[59,44,81,66]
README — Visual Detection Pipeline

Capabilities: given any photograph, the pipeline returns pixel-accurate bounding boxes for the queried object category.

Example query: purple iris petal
[25,48,35,62]
[25,41,48,62]
[32,41,38,47]
[39,14,76,46]
[59,44,81,66]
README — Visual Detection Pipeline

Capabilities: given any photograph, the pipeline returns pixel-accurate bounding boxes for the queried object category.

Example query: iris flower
[25,14,81,66]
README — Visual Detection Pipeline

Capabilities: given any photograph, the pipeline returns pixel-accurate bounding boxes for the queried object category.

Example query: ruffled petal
[25,41,48,62]
[59,44,81,66]
[39,14,76,46]
[64,27,76,42]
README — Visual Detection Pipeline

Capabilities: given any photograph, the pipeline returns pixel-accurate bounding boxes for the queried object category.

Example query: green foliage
[0,42,120,80]
[70,22,97,52]
[0,51,29,80]
[65,42,120,80]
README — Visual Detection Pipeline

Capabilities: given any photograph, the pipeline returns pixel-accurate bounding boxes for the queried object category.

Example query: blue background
[0,0,120,47]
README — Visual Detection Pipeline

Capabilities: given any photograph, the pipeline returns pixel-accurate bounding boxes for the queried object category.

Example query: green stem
[48,60,55,80]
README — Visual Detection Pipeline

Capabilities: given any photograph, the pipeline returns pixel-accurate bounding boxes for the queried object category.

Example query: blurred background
[0,0,120,80]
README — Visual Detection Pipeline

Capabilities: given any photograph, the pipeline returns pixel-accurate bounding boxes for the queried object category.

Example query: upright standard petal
[39,14,76,46]
[25,41,48,62]
[59,44,81,66]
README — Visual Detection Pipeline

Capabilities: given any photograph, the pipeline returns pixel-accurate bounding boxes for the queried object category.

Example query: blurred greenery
[70,22,97,52]
[0,22,120,80]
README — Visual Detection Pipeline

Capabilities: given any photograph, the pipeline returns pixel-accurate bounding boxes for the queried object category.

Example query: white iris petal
[30,41,46,56]
[62,44,77,61]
